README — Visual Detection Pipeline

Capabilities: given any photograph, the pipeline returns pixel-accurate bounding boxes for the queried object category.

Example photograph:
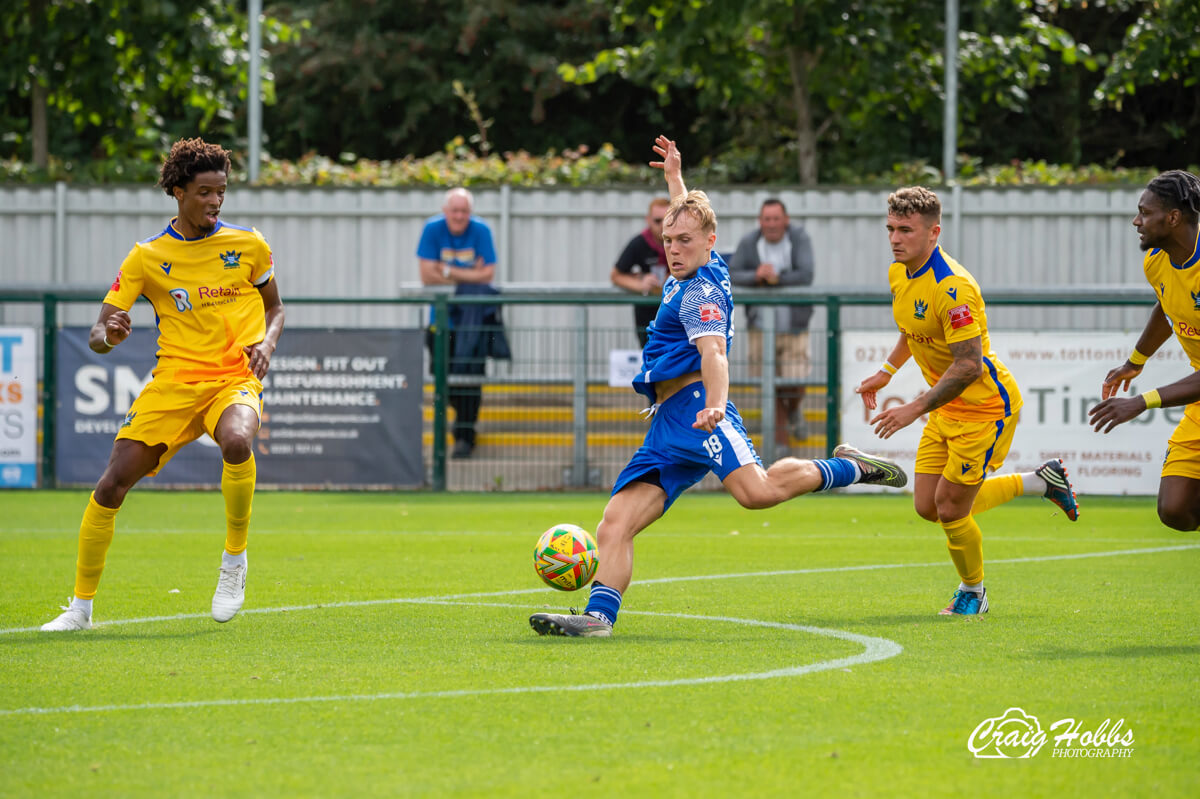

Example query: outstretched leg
[722,444,907,510]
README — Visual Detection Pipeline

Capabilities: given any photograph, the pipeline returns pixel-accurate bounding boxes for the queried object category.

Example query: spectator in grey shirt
[728,198,815,450]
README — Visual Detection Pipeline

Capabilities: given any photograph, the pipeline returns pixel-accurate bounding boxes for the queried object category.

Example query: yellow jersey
[889,246,1021,421]
[1144,228,1200,369]
[105,219,275,382]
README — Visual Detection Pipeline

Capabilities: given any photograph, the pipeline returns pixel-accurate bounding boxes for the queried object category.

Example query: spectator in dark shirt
[611,197,670,347]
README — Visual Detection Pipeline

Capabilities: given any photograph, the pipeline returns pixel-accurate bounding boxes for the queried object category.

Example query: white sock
[959,582,984,595]
[222,550,247,568]
[69,596,93,615]
[1021,471,1044,495]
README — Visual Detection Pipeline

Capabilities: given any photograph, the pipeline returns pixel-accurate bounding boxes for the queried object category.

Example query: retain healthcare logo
[968,707,1135,759]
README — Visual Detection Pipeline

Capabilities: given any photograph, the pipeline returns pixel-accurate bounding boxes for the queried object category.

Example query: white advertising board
[0,327,38,487]
[840,331,1190,496]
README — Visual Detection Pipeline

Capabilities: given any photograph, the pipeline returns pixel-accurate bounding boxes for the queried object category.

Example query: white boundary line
[0,602,903,716]
[4,543,1197,717]
[5,543,1196,636]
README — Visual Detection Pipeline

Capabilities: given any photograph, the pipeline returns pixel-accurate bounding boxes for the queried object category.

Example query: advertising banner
[56,327,424,488]
[0,327,38,488]
[840,331,1189,495]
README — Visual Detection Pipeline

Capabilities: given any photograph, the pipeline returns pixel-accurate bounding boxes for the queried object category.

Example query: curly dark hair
[1146,170,1200,224]
[158,137,231,196]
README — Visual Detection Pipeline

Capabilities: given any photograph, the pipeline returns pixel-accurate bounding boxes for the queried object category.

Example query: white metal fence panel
[1,183,1151,334]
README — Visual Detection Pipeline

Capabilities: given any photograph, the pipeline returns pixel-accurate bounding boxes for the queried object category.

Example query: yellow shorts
[915,410,1019,486]
[116,375,263,476]
[745,329,811,380]
[1163,402,1200,479]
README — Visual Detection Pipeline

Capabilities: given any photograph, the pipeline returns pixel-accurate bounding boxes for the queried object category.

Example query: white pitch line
[4,543,1196,636]
[0,604,902,716]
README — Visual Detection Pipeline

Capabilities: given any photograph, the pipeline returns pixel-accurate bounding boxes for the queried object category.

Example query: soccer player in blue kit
[530,136,907,637]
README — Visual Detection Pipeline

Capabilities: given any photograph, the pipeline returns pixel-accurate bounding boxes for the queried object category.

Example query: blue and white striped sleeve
[678,280,730,342]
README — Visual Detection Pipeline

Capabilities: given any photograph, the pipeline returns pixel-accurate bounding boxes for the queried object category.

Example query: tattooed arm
[869,336,983,440]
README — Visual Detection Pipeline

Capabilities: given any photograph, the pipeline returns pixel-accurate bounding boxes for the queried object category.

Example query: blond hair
[887,186,941,225]
[664,190,717,235]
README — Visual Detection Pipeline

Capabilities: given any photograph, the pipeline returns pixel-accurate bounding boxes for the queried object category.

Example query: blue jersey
[634,253,734,400]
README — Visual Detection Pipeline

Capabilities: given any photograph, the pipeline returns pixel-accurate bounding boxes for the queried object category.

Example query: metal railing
[0,285,1154,490]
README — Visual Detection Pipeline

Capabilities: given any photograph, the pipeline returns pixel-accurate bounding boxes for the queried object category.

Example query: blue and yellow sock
[812,457,859,491]
[585,581,622,626]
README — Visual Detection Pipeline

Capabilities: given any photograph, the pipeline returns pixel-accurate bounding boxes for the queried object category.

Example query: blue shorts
[612,381,762,511]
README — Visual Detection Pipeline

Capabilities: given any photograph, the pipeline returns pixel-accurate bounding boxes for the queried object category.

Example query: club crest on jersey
[699,302,724,323]
[220,250,242,269]
[913,299,928,320]
[168,288,193,312]
[949,303,974,330]
[1192,290,1200,310]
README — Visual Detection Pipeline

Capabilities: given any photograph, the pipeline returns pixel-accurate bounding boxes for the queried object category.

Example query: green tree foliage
[0,0,1196,185]
[955,0,1199,169]
[0,0,295,179]
[564,0,1199,183]
[261,0,712,162]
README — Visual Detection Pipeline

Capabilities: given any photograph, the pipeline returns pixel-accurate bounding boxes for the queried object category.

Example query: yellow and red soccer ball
[533,523,598,591]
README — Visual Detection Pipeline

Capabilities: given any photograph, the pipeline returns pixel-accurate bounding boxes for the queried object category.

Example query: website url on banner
[1006,347,1187,363]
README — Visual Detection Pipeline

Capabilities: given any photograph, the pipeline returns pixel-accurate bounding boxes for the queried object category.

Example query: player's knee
[914,500,939,523]
[94,473,134,507]
[1156,504,1200,532]
[729,482,780,510]
[219,436,254,464]
[594,519,632,548]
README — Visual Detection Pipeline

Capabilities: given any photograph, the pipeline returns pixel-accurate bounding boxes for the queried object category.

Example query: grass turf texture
[1,490,1195,797]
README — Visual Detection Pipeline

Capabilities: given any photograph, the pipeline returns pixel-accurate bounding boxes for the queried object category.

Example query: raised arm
[650,135,687,200]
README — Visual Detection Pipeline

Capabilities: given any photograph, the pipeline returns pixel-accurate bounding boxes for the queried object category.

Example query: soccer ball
[533,523,599,591]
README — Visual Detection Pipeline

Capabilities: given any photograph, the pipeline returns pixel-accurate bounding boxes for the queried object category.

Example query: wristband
[1128,349,1148,366]
[881,361,899,376]
[1141,389,1162,409]
[442,264,452,279]
[103,335,115,348]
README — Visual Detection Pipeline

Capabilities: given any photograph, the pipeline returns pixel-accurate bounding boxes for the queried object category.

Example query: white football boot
[212,559,247,623]
[41,601,93,632]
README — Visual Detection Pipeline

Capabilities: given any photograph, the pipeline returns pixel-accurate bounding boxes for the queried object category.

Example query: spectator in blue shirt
[417,188,498,458]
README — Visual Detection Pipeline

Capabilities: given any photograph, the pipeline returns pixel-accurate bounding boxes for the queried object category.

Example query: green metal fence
[0,286,1153,491]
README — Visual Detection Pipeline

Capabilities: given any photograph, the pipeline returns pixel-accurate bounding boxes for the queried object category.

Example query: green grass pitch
[2,490,1196,797]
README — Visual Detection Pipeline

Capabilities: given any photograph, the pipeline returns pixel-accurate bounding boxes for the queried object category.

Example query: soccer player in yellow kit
[1090,170,1200,530]
[853,187,1078,616]
[42,138,285,631]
